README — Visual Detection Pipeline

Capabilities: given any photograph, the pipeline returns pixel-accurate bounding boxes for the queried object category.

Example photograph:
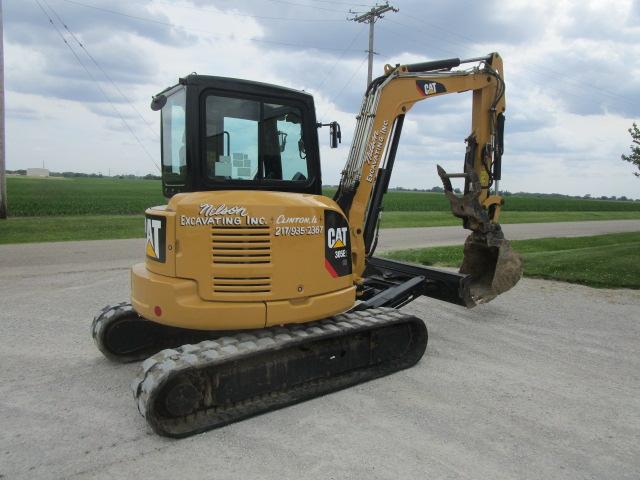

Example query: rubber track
[93,302,223,363]
[131,307,427,437]
[92,302,146,363]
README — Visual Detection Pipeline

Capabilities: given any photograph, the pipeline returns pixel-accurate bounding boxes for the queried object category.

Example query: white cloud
[4,0,640,197]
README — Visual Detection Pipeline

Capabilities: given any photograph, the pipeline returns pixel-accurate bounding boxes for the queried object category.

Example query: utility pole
[349,2,398,87]
[0,0,6,219]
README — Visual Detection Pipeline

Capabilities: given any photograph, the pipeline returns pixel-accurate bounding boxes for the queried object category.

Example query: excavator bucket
[438,165,523,307]
[459,230,523,305]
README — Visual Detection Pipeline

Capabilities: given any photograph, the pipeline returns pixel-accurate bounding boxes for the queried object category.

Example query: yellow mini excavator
[92,52,522,437]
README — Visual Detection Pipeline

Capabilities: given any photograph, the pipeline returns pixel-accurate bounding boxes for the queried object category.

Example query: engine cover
[135,191,356,329]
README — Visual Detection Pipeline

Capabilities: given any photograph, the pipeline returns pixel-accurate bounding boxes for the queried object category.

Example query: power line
[61,0,362,52]
[43,0,158,139]
[247,37,360,52]
[61,0,639,111]
[377,23,460,60]
[306,0,374,6]
[395,12,477,49]
[319,54,369,121]
[261,0,373,12]
[311,25,366,93]
[383,18,466,55]
[62,0,184,28]
[387,12,639,110]
[34,0,160,172]
[382,19,638,109]
[534,64,638,107]
[334,55,369,103]
[260,0,342,14]
[152,0,346,22]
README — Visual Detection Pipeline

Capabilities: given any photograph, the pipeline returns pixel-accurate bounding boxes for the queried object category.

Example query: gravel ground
[1,244,639,479]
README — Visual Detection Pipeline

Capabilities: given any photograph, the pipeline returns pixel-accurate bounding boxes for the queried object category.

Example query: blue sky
[4,0,640,197]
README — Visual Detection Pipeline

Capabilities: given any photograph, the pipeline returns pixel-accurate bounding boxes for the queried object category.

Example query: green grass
[384,232,640,289]
[0,215,144,244]
[380,211,640,228]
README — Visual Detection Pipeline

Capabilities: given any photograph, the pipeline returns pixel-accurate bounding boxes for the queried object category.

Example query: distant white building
[27,168,49,177]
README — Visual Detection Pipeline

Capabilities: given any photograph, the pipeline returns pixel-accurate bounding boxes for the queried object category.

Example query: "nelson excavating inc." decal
[365,119,389,183]
[180,203,266,227]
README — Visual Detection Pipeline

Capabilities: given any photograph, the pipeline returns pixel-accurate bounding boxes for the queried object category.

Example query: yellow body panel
[131,263,355,330]
[131,263,266,329]
[133,191,356,330]
[265,286,356,326]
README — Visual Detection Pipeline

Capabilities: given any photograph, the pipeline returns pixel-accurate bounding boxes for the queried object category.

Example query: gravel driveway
[1,236,638,479]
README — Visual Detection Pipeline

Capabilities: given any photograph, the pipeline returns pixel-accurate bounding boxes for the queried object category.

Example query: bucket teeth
[437,165,523,306]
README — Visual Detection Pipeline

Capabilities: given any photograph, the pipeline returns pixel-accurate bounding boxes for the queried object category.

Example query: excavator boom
[335,52,521,305]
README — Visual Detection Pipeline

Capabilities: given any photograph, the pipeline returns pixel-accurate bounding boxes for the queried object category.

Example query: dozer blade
[437,165,523,307]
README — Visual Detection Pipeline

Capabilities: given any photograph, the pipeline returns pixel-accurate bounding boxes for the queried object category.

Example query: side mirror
[317,121,342,149]
[329,122,342,149]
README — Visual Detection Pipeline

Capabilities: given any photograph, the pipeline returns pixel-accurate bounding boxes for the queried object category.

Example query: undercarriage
[94,304,426,438]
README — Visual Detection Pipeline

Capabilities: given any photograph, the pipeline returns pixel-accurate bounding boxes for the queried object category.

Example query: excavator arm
[335,53,522,307]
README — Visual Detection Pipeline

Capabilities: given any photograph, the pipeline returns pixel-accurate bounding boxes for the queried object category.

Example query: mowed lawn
[384,232,640,289]
[379,210,640,228]
[1,176,639,244]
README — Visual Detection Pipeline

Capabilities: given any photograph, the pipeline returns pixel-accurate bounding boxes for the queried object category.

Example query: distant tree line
[502,191,636,201]
[388,186,638,201]
[7,170,161,180]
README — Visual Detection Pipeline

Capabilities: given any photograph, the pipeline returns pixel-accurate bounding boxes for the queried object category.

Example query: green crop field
[383,232,640,289]
[1,176,639,244]
[6,176,164,216]
[6,176,640,217]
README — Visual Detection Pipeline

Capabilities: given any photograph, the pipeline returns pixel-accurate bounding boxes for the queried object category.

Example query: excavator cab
[151,75,323,198]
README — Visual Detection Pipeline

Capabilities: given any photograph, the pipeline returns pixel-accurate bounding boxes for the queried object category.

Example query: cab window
[204,94,309,182]
[161,88,187,185]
